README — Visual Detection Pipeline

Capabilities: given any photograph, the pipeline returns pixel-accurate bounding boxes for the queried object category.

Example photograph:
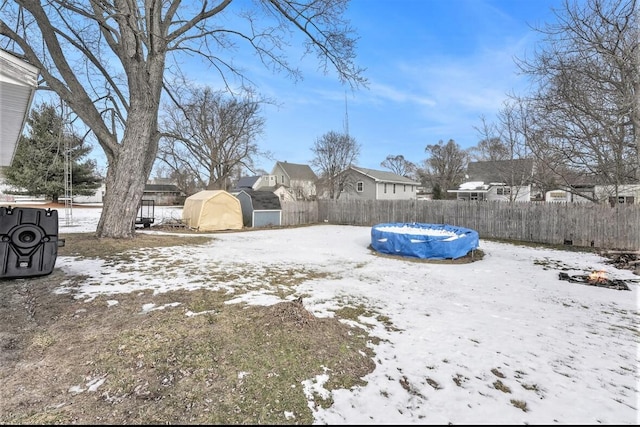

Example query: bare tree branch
[514,0,639,191]
[310,130,360,200]
[158,85,269,193]
[0,0,366,238]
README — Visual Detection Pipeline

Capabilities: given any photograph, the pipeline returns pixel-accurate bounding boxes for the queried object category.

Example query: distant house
[143,184,185,206]
[267,161,318,201]
[0,169,105,204]
[270,184,298,202]
[546,184,639,205]
[73,183,106,204]
[231,162,317,202]
[236,189,282,227]
[416,184,434,200]
[333,166,421,201]
[448,159,535,202]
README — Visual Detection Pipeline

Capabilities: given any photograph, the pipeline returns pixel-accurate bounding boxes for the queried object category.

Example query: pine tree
[4,103,102,202]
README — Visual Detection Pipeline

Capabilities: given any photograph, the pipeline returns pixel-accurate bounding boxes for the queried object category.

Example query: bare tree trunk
[634,67,640,181]
[1,0,365,239]
[96,108,159,238]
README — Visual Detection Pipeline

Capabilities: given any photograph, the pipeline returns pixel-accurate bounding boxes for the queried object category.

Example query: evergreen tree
[4,103,102,202]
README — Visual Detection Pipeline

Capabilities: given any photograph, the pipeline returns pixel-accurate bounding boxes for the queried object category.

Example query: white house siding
[270,162,317,200]
[451,182,533,202]
[488,186,531,202]
[545,189,592,203]
[546,190,573,203]
[271,164,287,186]
[290,179,316,199]
[273,186,296,202]
[595,184,639,204]
[375,182,417,200]
[545,185,639,204]
[72,184,106,204]
[0,49,39,168]
[258,175,278,189]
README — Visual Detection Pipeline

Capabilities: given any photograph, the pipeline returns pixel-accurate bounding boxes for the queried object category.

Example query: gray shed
[236,190,282,227]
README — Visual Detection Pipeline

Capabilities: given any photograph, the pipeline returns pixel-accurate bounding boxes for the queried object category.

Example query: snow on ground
[51,205,640,425]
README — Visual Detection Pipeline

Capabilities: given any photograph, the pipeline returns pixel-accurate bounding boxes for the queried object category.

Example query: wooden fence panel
[280,199,639,250]
[281,201,318,225]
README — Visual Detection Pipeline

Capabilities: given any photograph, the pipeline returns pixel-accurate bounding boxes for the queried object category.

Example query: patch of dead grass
[0,234,377,424]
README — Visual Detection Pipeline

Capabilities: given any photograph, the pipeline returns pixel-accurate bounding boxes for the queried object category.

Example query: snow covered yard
[47,206,640,424]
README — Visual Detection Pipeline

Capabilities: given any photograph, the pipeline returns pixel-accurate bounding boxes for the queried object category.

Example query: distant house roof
[466,159,534,184]
[274,161,318,181]
[235,176,261,189]
[238,189,282,210]
[350,166,421,185]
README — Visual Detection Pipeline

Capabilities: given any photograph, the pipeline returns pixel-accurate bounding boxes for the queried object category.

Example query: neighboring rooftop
[274,161,318,181]
[235,176,262,189]
[238,189,282,210]
[350,166,421,185]
[466,159,534,184]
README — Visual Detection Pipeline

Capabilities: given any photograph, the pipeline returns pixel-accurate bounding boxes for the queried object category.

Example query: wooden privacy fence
[280,200,640,251]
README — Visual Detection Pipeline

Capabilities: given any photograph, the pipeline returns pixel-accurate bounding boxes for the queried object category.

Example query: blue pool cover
[371,223,479,260]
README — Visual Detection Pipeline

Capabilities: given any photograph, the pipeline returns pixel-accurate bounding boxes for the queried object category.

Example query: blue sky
[28,0,567,177]
[243,0,564,174]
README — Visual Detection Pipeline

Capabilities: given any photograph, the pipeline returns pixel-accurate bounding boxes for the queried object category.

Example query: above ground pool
[371,223,479,260]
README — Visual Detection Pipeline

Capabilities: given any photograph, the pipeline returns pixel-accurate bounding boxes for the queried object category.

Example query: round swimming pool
[371,223,479,260]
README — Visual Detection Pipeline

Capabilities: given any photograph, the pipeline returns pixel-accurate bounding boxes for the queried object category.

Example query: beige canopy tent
[182,190,243,231]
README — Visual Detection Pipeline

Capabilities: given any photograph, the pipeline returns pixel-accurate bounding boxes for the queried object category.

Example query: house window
[356,181,364,192]
[470,192,479,201]
[393,184,396,194]
[384,183,387,193]
[281,175,285,184]
[496,186,511,195]
[611,196,634,204]
[403,184,406,192]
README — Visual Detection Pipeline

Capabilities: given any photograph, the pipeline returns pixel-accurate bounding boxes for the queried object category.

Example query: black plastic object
[0,206,65,279]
